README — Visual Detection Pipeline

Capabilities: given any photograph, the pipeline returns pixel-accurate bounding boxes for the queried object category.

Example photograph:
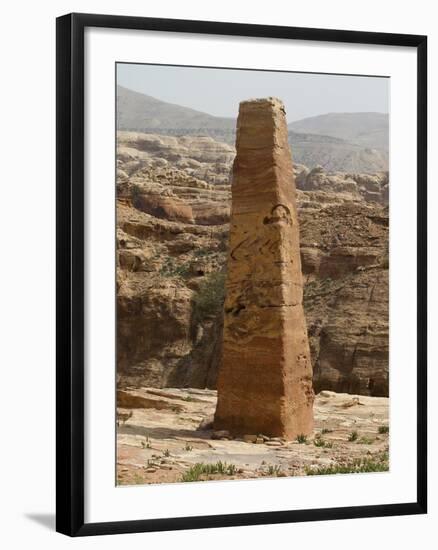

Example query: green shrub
[192,271,226,325]
[348,430,358,442]
[378,425,389,434]
[296,434,307,444]
[159,258,191,278]
[130,184,143,208]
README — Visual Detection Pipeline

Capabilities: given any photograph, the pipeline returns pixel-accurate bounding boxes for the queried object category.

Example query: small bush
[296,434,307,444]
[306,454,389,476]
[163,449,170,457]
[159,258,191,278]
[321,428,333,434]
[130,184,142,206]
[192,271,226,325]
[181,461,237,482]
[267,464,283,477]
[378,425,389,434]
[348,430,358,442]
[314,437,333,448]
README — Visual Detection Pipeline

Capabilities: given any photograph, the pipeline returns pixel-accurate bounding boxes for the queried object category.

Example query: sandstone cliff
[116,131,389,396]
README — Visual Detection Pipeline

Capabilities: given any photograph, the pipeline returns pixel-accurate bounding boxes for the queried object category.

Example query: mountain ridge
[117,85,389,172]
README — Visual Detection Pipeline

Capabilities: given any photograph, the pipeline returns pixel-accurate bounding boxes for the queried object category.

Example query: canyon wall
[116,131,389,396]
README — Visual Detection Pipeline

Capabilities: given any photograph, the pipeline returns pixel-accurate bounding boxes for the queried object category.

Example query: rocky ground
[117,388,389,485]
[116,131,389,396]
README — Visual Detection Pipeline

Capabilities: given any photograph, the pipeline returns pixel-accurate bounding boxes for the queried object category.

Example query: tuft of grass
[266,464,283,477]
[321,428,333,434]
[357,436,375,445]
[181,461,237,482]
[314,437,333,449]
[306,454,389,476]
[378,425,389,434]
[163,449,170,457]
[184,443,193,452]
[296,434,307,444]
[182,395,194,402]
[132,473,145,485]
[348,430,358,442]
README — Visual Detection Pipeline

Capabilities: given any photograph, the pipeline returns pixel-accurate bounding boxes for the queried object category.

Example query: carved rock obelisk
[214,98,314,439]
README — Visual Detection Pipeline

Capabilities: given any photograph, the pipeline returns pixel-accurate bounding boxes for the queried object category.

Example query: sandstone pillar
[214,98,314,439]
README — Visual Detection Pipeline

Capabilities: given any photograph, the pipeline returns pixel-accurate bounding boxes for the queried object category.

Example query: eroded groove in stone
[214,97,314,439]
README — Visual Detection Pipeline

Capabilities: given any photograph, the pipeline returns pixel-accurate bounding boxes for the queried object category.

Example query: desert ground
[117,388,389,485]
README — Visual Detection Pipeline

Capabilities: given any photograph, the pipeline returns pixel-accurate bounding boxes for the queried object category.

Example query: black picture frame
[56,12,427,537]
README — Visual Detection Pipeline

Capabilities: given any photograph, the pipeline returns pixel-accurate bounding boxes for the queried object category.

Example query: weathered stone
[266,441,283,447]
[197,414,214,431]
[134,193,195,224]
[214,98,314,439]
[211,430,230,440]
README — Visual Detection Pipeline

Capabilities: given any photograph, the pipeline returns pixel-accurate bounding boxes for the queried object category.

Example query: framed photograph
[56,12,427,536]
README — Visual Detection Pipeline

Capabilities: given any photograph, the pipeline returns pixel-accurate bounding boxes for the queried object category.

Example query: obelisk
[214,98,314,439]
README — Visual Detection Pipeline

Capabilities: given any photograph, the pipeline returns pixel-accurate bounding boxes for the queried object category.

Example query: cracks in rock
[350,279,379,373]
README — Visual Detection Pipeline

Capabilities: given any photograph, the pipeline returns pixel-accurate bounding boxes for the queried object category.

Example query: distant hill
[117,85,234,132]
[289,112,389,151]
[117,86,388,172]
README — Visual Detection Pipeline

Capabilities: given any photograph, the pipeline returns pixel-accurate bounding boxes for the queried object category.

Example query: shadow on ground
[118,423,212,440]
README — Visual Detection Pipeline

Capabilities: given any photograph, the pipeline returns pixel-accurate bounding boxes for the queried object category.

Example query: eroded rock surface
[213,98,314,439]
[116,127,389,396]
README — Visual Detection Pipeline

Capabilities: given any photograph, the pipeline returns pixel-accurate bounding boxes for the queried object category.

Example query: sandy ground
[116,388,389,485]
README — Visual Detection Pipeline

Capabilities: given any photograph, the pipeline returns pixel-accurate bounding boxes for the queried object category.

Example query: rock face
[214,98,314,439]
[116,130,389,397]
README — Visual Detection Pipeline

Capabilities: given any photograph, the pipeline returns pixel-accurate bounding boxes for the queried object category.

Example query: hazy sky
[117,63,389,122]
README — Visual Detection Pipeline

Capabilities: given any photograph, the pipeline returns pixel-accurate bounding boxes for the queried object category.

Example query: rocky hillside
[117,86,389,172]
[116,131,389,397]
